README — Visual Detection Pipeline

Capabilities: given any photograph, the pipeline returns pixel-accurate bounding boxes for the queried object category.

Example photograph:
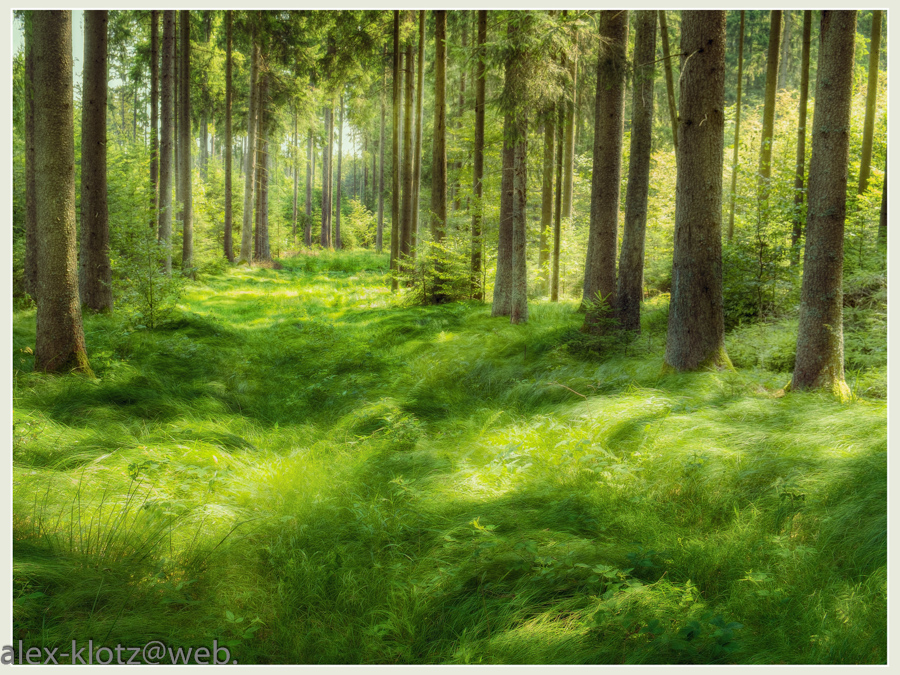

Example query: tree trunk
[239,34,258,264]
[663,10,731,372]
[321,105,333,248]
[778,11,792,90]
[24,12,38,300]
[363,134,368,211]
[858,9,882,194]
[199,12,210,178]
[336,93,344,250]
[292,106,298,244]
[453,14,468,212]
[174,13,180,221]
[471,10,487,301]
[727,10,745,242]
[305,130,313,247]
[224,12,234,262]
[412,9,425,253]
[390,11,401,289]
[659,10,679,153]
[877,167,887,249]
[509,118,528,324]
[377,50,386,253]
[758,11,783,194]
[791,11,857,398]
[616,10,656,333]
[150,10,159,230]
[582,10,628,331]
[400,45,414,263]
[255,70,270,260]
[33,10,91,374]
[179,10,193,276]
[538,117,555,295]
[159,11,175,274]
[491,122,515,317]
[790,10,812,262]
[79,10,112,313]
[430,9,449,303]
[551,103,564,302]
[561,10,577,219]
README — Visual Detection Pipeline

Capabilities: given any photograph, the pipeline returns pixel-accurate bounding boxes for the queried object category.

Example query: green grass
[12,250,886,664]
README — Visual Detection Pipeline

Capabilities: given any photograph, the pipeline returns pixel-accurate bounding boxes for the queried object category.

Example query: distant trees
[858,10,883,194]
[758,11,783,198]
[790,10,812,261]
[178,10,193,276]
[159,10,175,273]
[429,9,449,303]
[791,10,857,398]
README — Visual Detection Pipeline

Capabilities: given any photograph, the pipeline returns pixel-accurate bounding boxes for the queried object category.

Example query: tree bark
[616,10,656,333]
[659,10,679,153]
[663,10,731,372]
[33,10,91,374]
[159,11,175,274]
[390,11,400,289]
[491,122,514,316]
[336,93,344,250]
[431,9,449,269]
[727,10,745,242]
[778,11,792,90]
[582,10,628,331]
[224,12,234,262]
[239,33,258,264]
[551,103,564,302]
[538,117,555,294]
[292,106,298,244]
[305,130,313,247]
[453,13,468,212]
[400,44,414,263]
[758,11,783,194]
[412,9,425,253]
[255,70,270,260]
[150,10,159,231]
[858,9,882,194]
[561,10,577,219]
[179,10,193,276]
[79,10,112,313]
[471,10,487,300]
[321,105,333,248]
[24,13,38,300]
[377,50,386,253]
[791,11,857,398]
[790,10,812,262]
[877,167,887,249]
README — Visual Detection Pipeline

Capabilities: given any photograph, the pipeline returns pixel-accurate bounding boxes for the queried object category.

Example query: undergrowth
[12,250,886,664]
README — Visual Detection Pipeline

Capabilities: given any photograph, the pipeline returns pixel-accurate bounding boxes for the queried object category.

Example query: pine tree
[470,10,487,301]
[159,10,176,274]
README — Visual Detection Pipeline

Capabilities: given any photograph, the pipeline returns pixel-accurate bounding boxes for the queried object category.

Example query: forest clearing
[12,8,887,665]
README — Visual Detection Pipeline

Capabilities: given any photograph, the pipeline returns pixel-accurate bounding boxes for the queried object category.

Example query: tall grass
[12,250,886,664]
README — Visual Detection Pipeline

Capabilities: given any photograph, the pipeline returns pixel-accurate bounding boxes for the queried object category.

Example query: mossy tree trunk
[159,11,175,274]
[790,10,812,264]
[471,10,487,301]
[791,10,857,399]
[663,10,731,373]
[33,10,91,374]
[582,10,628,331]
[617,10,656,333]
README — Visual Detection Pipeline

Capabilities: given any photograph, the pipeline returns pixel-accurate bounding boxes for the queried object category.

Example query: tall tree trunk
[363,134,368,212]
[33,10,91,374]
[224,12,234,262]
[453,14,468,212]
[538,115,555,295]
[790,10,812,263]
[412,9,425,253]
[377,49,386,253]
[400,45,414,263]
[491,123,515,317]
[791,11,857,398]
[255,70,270,260]
[291,107,298,244]
[663,10,731,372]
[159,11,175,273]
[582,10,629,331]
[390,11,401,289]
[509,107,529,323]
[758,11,783,197]
[727,10,745,242]
[336,93,344,250]
[199,11,210,178]
[616,10,656,333]
[778,11,792,90]
[239,34,258,264]
[659,10,679,153]
[179,10,193,276]
[877,167,887,249]
[150,10,159,230]
[24,12,38,299]
[305,129,312,248]
[471,10,487,301]
[79,10,112,312]
[321,105,333,248]
[174,12,180,229]
[858,9,882,194]
[551,103,564,302]
[561,10,577,219]
[430,9,449,303]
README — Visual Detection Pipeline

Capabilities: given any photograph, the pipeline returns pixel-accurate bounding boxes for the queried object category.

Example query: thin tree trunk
[24,12,38,299]
[663,10,731,372]
[727,10,745,242]
[150,10,159,230]
[758,11,783,196]
[363,134,368,212]
[412,9,425,253]
[159,11,175,273]
[255,70,270,260]
[551,102,564,302]
[292,106,298,244]
[790,10,812,263]
[238,33,258,264]
[390,11,401,289]
[561,10,577,219]
[321,105,333,248]
[858,9,882,194]
[224,12,234,262]
[400,45,414,263]
[79,10,111,312]
[33,10,91,374]
[778,11,792,90]
[510,114,529,324]
[659,10,679,153]
[377,48,386,253]
[336,93,344,249]
[305,131,313,247]
[471,10,487,300]
[453,14,468,212]
[492,117,515,317]
[616,10,656,333]
[174,12,180,230]
[877,167,887,249]
[538,118,555,295]
[179,10,193,276]
[582,10,628,331]
[791,10,857,398]
[430,9,449,303]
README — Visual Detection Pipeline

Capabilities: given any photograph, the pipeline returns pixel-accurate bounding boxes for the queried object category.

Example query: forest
[11,8,887,665]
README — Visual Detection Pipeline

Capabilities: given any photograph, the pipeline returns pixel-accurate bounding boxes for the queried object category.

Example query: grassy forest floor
[12,251,886,664]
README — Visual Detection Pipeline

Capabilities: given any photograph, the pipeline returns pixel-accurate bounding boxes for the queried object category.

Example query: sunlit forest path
[13,252,886,664]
